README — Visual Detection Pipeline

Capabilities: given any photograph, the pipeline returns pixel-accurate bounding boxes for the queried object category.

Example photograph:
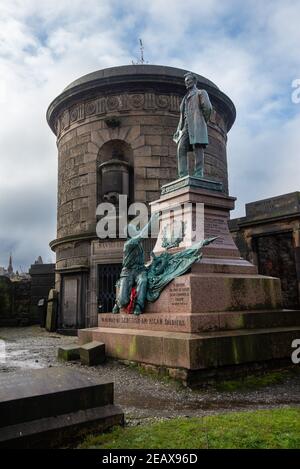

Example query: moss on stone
[216,370,290,392]
[57,344,80,361]
[115,344,123,356]
[128,336,137,360]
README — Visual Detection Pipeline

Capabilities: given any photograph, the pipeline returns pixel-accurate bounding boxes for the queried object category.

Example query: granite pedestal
[79,180,300,384]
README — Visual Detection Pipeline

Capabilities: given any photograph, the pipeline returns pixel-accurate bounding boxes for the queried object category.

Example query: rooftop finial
[132,38,148,65]
[139,38,144,64]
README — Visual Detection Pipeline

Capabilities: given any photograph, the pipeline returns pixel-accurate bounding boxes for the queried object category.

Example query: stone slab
[0,404,123,449]
[45,289,58,332]
[98,310,300,333]
[161,176,223,195]
[0,367,113,428]
[78,326,300,371]
[80,341,105,366]
[57,344,81,361]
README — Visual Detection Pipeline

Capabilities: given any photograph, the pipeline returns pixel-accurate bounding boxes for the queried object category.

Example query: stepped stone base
[78,268,300,383]
[78,325,300,377]
[98,309,300,333]
[78,183,300,384]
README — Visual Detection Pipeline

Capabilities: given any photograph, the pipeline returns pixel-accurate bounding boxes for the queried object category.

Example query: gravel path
[1,326,300,425]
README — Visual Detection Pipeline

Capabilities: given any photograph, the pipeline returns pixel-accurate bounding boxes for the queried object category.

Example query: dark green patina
[112,214,216,315]
[173,72,212,179]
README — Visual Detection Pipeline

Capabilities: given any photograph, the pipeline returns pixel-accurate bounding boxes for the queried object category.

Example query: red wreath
[125,287,137,314]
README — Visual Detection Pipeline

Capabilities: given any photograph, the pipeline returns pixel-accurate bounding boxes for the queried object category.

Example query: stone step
[0,367,114,428]
[80,341,106,366]
[98,309,300,333]
[78,325,300,371]
[58,344,81,361]
[192,257,258,275]
[218,309,300,331]
[0,405,123,449]
[0,367,123,448]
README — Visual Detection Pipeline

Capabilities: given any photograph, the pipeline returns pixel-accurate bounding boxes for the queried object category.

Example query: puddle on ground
[0,360,44,372]
[0,342,53,373]
[116,394,252,411]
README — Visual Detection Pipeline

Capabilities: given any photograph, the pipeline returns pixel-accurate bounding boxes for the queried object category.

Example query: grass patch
[79,407,300,449]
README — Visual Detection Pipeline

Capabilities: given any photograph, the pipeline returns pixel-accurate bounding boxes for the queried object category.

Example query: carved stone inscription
[169,282,190,306]
[99,315,187,328]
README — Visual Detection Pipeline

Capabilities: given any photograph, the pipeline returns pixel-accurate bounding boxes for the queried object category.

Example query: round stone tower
[47,64,236,331]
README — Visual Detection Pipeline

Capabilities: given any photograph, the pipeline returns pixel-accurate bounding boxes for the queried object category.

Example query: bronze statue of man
[173,72,212,178]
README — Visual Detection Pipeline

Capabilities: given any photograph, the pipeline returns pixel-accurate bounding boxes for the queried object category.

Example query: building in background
[0,255,15,279]
[0,255,55,327]
[29,258,55,322]
[0,255,31,281]
[47,64,235,332]
[229,192,300,309]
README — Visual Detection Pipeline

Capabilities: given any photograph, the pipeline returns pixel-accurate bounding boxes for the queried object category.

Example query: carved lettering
[55,92,181,137]
[169,285,190,305]
[99,315,187,328]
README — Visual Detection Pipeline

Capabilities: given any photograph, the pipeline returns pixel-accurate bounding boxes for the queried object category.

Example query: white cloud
[0,0,299,267]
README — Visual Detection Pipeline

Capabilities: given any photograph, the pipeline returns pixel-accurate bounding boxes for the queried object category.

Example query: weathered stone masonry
[47,65,235,330]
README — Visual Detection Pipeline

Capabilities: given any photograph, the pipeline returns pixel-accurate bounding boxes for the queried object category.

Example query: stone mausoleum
[47,65,235,332]
[229,192,300,310]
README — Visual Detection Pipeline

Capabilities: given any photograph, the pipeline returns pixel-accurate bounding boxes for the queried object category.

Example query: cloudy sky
[0,0,299,271]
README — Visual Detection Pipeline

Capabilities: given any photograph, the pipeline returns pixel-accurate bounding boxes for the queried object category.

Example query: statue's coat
[174,89,212,146]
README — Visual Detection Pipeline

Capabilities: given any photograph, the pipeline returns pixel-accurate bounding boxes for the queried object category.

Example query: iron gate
[97,263,122,313]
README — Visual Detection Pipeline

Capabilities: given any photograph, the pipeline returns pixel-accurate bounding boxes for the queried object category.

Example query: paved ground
[1,326,300,425]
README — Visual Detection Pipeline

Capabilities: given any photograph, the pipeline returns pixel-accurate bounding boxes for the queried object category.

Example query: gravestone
[45,289,58,332]
[0,367,123,448]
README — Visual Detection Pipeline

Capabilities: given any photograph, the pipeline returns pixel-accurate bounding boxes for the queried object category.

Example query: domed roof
[47,64,235,133]
[63,64,219,92]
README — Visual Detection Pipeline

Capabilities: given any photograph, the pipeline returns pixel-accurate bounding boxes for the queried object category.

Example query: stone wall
[0,277,32,327]
[0,276,12,322]
[229,192,300,310]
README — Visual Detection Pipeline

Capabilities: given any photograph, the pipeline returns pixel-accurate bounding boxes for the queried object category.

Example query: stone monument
[76,68,300,385]
[47,65,234,332]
